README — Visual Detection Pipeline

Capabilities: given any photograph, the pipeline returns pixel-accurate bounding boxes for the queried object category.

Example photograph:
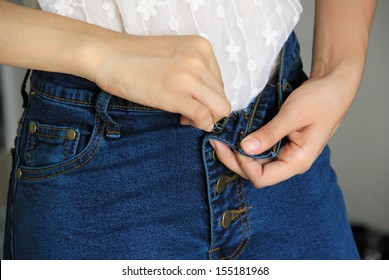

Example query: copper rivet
[29,122,37,133]
[16,168,22,179]
[66,129,77,140]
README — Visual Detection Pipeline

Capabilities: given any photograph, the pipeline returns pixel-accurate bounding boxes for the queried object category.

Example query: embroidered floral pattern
[53,0,73,16]
[136,0,158,21]
[216,4,225,17]
[247,60,256,71]
[225,41,241,63]
[168,17,179,31]
[261,25,279,47]
[102,0,117,18]
[185,0,205,11]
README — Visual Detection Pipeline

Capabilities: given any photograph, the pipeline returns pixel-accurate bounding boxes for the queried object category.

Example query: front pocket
[24,121,80,167]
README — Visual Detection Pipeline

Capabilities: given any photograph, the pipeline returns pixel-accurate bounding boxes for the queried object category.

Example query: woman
[1,0,376,259]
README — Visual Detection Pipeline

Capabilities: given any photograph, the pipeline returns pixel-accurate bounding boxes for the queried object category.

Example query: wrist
[310,58,365,89]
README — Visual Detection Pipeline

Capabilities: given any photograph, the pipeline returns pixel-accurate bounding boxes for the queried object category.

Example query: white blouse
[33,0,302,111]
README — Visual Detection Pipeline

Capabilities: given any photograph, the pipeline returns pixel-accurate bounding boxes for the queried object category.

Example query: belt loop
[21,69,32,108]
[96,91,121,139]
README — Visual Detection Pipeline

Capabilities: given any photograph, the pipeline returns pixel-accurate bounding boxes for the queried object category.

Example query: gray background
[0,0,388,258]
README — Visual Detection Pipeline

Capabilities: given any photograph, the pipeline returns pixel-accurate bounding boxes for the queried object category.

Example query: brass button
[16,168,22,179]
[216,175,228,194]
[221,210,232,229]
[215,173,239,194]
[66,128,77,140]
[221,209,242,229]
[29,121,37,133]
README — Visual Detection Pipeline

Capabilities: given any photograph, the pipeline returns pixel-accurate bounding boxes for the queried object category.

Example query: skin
[0,0,377,187]
[210,0,377,187]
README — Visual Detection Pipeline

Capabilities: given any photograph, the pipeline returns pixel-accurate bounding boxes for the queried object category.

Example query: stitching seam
[21,127,104,180]
[31,85,158,111]
[232,179,251,260]
[20,121,102,173]
[221,178,246,260]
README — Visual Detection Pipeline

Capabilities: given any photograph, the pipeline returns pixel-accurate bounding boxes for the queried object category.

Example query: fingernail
[206,124,214,132]
[241,137,261,153]
[209,140,216,151]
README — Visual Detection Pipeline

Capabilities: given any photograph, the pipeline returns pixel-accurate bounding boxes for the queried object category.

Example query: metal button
[221,210,242,229]
[216,175,228,194]
[16,168,22,179]
[66,128,77,140]
[215,173,239,194]
[221,210,232,229]
[29,121,37,133]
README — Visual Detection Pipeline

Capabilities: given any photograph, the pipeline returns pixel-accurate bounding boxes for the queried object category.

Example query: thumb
[240,109,298,155]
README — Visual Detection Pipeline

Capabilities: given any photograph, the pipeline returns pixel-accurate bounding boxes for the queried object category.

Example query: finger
[168,93,214,131]
[187,77,231,122]
[235,153,265,187]
[180,115,213,131]
[207,49,225,90]
[240,108,302,155]
[236,151,292,188]
[200,67,225,98]
[180,116,191,126]
[183,52,225,99]
[238,139,314,188]
[257,158,272,165]
[210,140,249,179]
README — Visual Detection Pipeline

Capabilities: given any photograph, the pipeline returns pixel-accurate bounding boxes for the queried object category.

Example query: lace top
[33,0,302,111]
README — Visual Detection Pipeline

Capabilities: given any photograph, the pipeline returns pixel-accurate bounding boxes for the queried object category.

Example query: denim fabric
[3,32,359,260]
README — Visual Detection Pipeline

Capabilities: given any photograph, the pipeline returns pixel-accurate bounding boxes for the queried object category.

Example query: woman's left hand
[210,67,361,188]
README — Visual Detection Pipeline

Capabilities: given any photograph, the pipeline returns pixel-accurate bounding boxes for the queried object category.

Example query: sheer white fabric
[36,0,302,111]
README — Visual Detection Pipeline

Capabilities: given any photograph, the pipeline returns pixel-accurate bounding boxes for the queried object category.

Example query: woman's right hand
[90,34,231,131]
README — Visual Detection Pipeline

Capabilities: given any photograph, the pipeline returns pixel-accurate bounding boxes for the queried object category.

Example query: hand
[92,35,230,131]
[210,68,360,187]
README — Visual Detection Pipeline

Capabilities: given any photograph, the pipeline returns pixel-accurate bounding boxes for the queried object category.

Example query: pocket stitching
[20,127,104,181]
[23,122,80,167]
[19,120,104,180]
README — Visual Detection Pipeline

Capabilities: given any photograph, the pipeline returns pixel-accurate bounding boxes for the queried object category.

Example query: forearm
[0,1,148,82]
[311,0,376,86]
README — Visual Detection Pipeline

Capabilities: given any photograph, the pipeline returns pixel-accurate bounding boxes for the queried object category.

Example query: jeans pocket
[24,121,80,167]
[16,92,104,181]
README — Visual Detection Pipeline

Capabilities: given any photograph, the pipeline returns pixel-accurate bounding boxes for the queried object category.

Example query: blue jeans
[3,33,359,259]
